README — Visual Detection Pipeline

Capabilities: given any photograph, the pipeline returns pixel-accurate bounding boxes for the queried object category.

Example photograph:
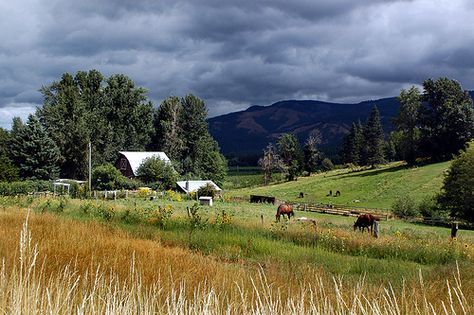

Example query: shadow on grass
[338,164,411,179]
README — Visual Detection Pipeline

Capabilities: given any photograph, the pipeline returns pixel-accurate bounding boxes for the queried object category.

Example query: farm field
[228,161,450,210]
[0,191,473,313]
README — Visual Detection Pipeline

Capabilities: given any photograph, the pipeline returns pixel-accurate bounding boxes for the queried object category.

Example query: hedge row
[0,181,52,196]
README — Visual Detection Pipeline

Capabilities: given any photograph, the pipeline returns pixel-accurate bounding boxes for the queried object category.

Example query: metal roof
[119,151,171,176]
[176,180,222,193]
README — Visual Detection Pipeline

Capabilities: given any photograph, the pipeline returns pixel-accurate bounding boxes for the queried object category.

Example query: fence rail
[288,202,391,220]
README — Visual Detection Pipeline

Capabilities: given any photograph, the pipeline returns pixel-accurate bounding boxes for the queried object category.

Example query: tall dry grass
[0,208,472,314]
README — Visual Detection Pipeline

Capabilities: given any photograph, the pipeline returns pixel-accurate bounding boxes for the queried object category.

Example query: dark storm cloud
[0,0,473,128]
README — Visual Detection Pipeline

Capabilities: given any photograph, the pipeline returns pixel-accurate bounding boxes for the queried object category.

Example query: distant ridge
[208,92,474,160]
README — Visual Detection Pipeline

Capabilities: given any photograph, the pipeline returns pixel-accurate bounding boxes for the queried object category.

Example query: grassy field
[227,161,450,210]
[0,160,472,314]
[0,193,473,313]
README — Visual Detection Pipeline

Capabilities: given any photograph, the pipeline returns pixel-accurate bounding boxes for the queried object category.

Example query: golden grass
[0,207,473,314]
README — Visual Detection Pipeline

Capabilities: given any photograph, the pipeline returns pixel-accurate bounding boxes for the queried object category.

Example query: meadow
[228,161,450,210]
[0,161,472,314]
[0,187,473,314]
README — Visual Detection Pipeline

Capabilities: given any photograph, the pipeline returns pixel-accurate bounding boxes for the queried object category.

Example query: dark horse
[276,204,294,222]
[353,214,377,234]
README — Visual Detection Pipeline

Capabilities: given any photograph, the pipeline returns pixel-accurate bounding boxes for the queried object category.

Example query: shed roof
[176,180,222,194]
[119,151,171,176]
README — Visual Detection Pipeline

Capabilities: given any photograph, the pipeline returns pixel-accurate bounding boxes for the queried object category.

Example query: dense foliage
[38,70,154,179]
[9,115,60,180]
[437,142,474,222]
[392,78,474,163]
[342,106,385,167]
[136,157,178,190]
[152,95,227,184]
[92,163,139,190]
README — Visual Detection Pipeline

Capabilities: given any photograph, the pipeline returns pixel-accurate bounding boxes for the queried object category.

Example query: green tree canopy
[136,156,178,190]
[394,86,422,164]
[437,142,474,222]
[419,78,474,160]
[38,70,154,179]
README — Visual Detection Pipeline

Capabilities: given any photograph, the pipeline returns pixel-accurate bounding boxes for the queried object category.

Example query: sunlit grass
[0,208,473,314]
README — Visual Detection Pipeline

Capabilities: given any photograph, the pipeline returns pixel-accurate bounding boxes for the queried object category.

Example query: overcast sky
[1,0,474,129]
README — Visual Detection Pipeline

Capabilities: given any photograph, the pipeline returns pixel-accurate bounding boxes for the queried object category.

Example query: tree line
[341,77,474,167]
[0,70,227,186]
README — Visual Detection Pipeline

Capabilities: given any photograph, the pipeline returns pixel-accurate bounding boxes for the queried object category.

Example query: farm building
[116,151,171,178]
[176,180,222,194]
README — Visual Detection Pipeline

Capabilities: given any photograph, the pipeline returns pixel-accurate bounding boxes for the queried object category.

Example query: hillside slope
[228,161,450,210]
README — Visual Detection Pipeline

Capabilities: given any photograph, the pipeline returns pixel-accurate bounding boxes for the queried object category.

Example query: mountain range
[208,92,474,163]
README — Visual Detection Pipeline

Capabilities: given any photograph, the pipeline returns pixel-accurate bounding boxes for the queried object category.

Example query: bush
[0,180,52,196]
[321,158,334,171]
[197,183,217,198]
[136,157,178,190]
[392,196,419,218]
[92,163,138,190]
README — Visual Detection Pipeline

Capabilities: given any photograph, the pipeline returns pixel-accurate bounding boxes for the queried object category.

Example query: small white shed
[199,196,213,206]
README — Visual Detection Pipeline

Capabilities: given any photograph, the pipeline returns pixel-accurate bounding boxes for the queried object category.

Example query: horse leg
[276,213,280,222]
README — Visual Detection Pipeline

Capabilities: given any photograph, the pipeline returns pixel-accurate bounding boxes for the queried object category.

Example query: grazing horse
[276,204,294,222]
[353,214,377,234]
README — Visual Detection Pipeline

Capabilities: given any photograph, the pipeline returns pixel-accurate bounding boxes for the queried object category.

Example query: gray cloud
[1,0,474,128]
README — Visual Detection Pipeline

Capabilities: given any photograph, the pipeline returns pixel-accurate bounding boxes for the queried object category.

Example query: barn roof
[118,151,171,176]
[176,180,222,194]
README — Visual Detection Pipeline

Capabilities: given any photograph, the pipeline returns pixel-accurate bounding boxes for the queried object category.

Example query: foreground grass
[0,208,473,314]
[227,161,450,209]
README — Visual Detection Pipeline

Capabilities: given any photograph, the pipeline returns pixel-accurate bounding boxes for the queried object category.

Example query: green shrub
[136,157,178,190]
[0,180,52,196]
[392,195,419,218]
[197,183,217,198]
[92,163,136,190]
[321,158,334,171]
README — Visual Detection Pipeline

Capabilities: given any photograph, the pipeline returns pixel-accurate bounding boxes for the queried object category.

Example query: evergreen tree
[0,128,18,181]
[363,106,385,167]
[419,77,474,160]
[342,121,363,165]
[394,86,422,164]
[9,115,60,180]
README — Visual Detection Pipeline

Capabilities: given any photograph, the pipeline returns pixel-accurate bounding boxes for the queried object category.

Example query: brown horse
[276,204,294,222]
[353,214,377,234]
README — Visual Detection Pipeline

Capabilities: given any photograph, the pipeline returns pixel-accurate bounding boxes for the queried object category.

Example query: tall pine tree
[363,106,385,167]
[9,115,60,180]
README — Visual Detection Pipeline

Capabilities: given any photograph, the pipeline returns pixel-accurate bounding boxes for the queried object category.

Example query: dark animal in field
[276,204,294,222]
[299,192,304,198]
[335,190,340,197]
[327,190,332,196]
[353,214,378,234]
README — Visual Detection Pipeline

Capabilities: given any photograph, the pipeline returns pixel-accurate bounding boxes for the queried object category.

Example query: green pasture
[226,161,450,210]
[4,194,474,285]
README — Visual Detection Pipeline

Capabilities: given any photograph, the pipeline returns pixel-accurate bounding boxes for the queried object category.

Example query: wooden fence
[287,202,391,221]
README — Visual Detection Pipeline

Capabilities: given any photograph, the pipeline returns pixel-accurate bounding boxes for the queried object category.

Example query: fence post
[373,221,379,238]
